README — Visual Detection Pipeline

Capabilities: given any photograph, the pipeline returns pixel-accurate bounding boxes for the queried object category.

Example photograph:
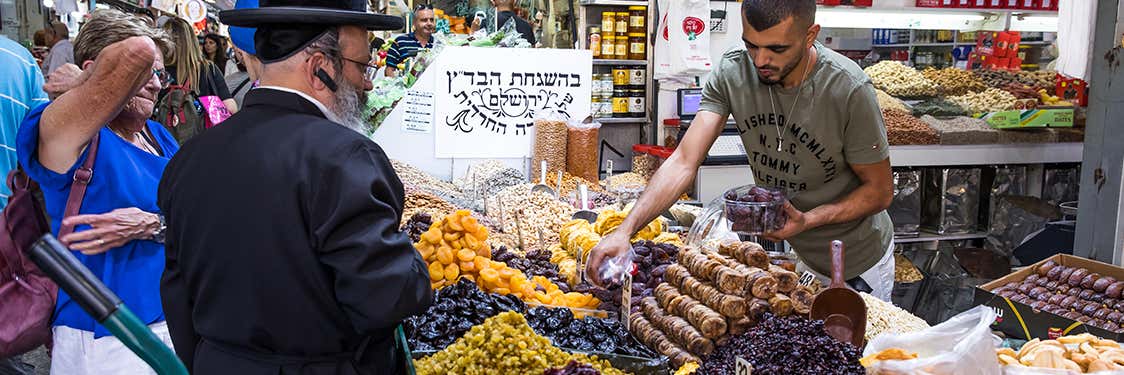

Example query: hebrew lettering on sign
[434,47,592,158]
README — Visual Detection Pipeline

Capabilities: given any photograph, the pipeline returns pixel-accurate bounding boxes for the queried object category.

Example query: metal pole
[1074,0,1124,264]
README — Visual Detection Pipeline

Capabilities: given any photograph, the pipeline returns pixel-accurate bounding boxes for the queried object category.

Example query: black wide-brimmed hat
[219,0,403,30]
[219,0,404,63]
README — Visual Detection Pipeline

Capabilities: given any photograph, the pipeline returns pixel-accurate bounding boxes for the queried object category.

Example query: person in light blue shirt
[0,35,49,209]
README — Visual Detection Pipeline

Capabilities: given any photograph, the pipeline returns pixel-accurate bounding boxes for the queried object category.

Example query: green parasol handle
[101,305,189,375]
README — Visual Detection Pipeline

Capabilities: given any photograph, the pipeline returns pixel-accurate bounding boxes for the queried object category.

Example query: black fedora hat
[219,0,404,30]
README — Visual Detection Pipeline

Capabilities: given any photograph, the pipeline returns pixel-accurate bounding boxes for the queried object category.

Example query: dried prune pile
[589,241,680,314]
[526,306,657,358]
[404,213,433,243]
[544,360,602,375]
[493,246,569,291]
[723,187,788,234]
[701,314,864,375]
[404,278,525,352]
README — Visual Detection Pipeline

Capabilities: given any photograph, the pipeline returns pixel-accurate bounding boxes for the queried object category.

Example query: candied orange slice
[456,249,476,262]
[444,263,459,281]
[473,256,491,271]
[428,262,444,281]
[479,268,499,283]
[458,261,475,273]
[436,246,455,265]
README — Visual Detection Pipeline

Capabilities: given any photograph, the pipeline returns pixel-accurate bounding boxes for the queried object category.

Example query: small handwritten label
[736,357,752,375]
[402,90,434,133]
[798,271,817,287]
[621,273,633,330]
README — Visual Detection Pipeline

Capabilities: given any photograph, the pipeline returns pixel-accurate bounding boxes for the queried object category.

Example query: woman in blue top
[16,9,178,375]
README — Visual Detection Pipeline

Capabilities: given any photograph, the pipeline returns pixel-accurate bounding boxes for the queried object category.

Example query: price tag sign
[736,357,753,375]
[621,273,632,330]
[798,271,817,287]
[575,247,585,286]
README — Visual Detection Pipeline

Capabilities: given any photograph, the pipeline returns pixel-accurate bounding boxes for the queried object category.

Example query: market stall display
[861,292,930,342]
[922,67,987,96]
[402,190,457,227]
[883,109,940,145]
[412,311,627,375]
[991,259,1124,333]
[920,115,1000,145]
[996,333,1124,372]
[700,313,865,375]
[948,88,1018,114]
[864,61,939,98]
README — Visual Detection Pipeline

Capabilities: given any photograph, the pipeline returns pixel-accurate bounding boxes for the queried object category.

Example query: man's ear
[806,24,821,46]
[81,60,95,70]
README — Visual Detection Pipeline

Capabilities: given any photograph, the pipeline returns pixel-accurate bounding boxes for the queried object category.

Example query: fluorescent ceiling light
[817,7,992,31]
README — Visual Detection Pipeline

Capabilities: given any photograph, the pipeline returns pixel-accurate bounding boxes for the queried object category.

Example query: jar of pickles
[627,33,646,60]
[628,6,646,33]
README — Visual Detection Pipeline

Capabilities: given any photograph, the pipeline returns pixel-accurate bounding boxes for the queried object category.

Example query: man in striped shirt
[385,5,435,77]
[0,35,49,209]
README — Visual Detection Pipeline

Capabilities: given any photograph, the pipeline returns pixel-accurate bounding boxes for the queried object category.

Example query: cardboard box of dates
[975,254,1124,341]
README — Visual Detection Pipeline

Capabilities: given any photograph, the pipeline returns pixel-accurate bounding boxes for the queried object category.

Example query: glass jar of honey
[600,35,615,58]
[628,6,646,34]
[627,33,646,60]
[614,12,628,37]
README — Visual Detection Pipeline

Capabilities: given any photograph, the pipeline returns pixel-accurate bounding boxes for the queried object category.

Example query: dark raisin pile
[526,306,656,358]
[493,246,569,291]
[700,314,864,375]
[403,213,433,243]
[544,360,602,375]
[405,279,657,358]
[404,279,526,352]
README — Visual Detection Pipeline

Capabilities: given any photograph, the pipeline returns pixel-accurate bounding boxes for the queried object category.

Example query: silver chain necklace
[767,48,815,153]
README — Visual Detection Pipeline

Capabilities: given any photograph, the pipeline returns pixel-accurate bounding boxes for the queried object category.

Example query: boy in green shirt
[587,0,896,300]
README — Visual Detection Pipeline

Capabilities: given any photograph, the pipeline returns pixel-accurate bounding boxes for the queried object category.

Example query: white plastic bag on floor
[863,306,1001,375]
[666,0,712,76]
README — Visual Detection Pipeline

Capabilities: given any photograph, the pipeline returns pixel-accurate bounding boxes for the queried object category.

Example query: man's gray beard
[329,79,372,134]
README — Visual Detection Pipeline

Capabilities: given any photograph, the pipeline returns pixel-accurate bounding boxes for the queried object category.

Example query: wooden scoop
[810,240,867,348]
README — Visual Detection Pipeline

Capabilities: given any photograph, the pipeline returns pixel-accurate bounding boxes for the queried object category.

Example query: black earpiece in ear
[315,68,339,92]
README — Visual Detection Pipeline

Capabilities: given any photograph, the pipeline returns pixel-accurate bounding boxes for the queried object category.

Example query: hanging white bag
[666,0,712,76]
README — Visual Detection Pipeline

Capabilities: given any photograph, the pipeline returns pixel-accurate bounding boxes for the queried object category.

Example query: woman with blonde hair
[161,18,237,116]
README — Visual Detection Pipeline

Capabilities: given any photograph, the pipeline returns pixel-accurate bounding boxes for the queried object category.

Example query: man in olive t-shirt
[586,0,896,300]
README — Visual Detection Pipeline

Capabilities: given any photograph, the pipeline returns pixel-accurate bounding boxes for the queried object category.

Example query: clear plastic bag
[863,305,1001,375]
[532,110,569,180]
[566,120,602,183]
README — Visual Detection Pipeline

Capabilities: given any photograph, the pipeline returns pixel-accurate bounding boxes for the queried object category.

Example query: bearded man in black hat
[156,0,432,373]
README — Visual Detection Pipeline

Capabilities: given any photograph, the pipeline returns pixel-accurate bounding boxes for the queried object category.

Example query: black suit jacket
[157,88,433,374]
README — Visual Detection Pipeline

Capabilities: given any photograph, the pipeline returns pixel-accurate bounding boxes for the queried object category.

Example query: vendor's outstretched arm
[585,110,724,285]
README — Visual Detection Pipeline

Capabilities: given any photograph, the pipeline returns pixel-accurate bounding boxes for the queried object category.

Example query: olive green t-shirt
[699,42,893,280]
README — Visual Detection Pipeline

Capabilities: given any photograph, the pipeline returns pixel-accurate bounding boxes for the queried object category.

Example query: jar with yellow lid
[612,89,629,118]
[628,6,646,34]
[601,12,615,34]
[600,35,615,58]
[613,34,628,59]
[614,12,628,36]
[627,33,646,60]
[612,66,630,87]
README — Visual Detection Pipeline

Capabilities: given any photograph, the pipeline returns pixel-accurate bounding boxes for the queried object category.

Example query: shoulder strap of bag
[233,77,251,97]
[57,132,100,238]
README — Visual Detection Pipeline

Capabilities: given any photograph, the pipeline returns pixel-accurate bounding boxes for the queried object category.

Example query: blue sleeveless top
[17,102,180,338]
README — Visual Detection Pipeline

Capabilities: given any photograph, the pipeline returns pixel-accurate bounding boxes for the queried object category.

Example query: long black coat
[157,88,433,374]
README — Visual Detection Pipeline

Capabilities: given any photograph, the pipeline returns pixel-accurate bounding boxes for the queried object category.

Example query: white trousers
[49,321,174,375]
[797,240,896,301]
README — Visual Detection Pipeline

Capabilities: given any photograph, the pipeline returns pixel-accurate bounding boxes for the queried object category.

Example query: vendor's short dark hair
[742,0,816,32]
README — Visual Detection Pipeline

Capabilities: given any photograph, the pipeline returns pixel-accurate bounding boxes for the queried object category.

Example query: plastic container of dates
[722,185,789,235]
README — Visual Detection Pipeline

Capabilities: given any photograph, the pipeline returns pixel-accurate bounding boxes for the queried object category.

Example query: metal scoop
[530,160,555,196]
[571,184,598,223]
